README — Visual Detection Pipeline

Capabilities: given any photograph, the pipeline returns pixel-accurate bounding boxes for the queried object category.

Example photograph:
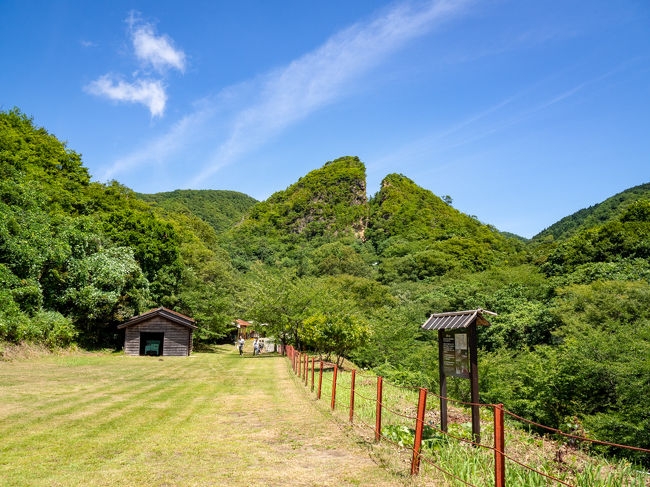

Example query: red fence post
[311,357,315,392]
[375,376,383,442]
[318,360,323,400]
[298,352,302,376]
[349,369,356,423]
[331,364,338,410]
[494,403,506,487]
[411,387,428,475]
[304,355,309,385]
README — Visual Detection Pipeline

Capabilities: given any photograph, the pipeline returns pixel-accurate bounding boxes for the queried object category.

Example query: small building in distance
[118,307,197,357]
[235,319,255,339]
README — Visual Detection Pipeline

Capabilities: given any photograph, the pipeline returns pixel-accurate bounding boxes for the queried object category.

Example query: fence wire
[282,347,648,487]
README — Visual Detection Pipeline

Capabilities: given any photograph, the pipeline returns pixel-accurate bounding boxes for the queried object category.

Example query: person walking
[238,337,245,356]
[253,338,259,356]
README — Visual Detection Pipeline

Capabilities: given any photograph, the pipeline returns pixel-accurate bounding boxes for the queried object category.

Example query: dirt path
[195,348,408,486]
[0,347,411,486]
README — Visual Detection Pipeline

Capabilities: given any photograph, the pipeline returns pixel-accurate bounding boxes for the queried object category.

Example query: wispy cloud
[102,103,215,180]
[80,40,97,48]
[85,75,167,118]
[369,65,627,179]
[189,0,469,185]
[102,0,470,183]
[128,12,186,73]
[85,12,185,117]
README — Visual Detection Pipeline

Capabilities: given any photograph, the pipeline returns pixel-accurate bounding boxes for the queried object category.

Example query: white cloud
[85,75,167,117]
[101,104,215,180]
[84,12,185,117]
[130,22,186,73]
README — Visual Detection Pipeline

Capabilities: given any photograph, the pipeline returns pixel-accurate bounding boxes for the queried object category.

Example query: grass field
[0,346,409,487]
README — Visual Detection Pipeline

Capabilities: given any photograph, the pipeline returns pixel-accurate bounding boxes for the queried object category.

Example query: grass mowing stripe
[59,380,205,465]
[1,381,195,486]
[0,376,184,453]
[0,378,165,435]
[1,356,228,485]
[0,379,194,483]
[0,358,183,427]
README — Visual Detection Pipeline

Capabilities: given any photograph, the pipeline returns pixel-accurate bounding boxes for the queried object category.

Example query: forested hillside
[1,108,648,459]
[368,173,525,282]
[137,189,257,234]
[0,109,238,347]
[533,182,650,241]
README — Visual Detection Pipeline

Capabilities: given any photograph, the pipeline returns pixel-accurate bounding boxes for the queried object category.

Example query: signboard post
[468,322,480,444]
[437,330,448,433]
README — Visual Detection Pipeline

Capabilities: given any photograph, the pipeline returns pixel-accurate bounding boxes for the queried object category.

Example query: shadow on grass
[240,354,282,359]
[192,345,232,354]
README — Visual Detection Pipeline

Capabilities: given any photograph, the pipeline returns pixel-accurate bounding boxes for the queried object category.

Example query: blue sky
[1,0,649,238]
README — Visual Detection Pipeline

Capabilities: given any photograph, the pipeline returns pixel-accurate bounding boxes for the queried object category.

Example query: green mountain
[542,198,650,276]
[137,189,257,234]
[368,173,523,281]
[220,156,370,269]
[223,158,522,277]
[533,182,650,241]
[238,156,368,238]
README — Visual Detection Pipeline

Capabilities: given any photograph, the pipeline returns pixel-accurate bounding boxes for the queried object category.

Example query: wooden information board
[441,330,470,378]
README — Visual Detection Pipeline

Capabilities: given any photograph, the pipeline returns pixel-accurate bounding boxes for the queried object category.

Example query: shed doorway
[140,332,164,356]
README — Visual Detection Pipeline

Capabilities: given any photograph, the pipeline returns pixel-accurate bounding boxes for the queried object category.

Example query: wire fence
[280,345,650,487]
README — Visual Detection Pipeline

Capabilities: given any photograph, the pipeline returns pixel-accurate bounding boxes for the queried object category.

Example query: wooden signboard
[441,330,470,378]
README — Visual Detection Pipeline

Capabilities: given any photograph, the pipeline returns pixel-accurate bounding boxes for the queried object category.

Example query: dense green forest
[137,189,257,234]
[532,182,650,242]
[0,109,239,346]
[1,108,648,460]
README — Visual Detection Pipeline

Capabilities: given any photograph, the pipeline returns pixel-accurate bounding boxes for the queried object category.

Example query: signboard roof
[421,308,496,330]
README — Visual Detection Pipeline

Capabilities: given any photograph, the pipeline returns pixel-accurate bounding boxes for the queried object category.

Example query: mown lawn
[0,346,407,486]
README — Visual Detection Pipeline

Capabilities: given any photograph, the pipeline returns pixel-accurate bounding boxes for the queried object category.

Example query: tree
[240,265,316,350]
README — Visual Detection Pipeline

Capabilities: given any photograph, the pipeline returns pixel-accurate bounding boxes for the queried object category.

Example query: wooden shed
[118,307,197,357]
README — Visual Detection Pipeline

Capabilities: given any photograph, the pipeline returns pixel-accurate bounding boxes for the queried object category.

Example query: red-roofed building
[235,319,256,339]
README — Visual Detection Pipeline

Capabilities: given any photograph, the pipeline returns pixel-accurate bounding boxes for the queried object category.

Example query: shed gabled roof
[117,307,198,330]
[421,308,496,331]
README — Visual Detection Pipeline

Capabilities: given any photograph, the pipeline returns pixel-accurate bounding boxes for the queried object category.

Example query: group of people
[237,337,265,356]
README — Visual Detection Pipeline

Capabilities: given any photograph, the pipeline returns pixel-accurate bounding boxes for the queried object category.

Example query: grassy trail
[0,347,408,486]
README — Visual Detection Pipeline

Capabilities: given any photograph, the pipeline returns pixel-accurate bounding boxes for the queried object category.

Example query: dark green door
[140,332,164,356]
